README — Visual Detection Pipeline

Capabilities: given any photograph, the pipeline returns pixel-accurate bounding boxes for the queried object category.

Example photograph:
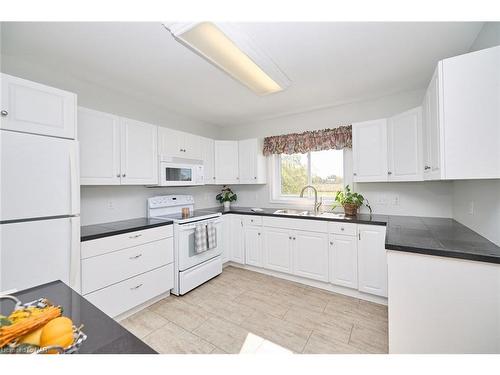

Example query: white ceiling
[1,22,483,127]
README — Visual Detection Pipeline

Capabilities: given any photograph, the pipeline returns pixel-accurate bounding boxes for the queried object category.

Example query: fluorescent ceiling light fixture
[163,22,290,96]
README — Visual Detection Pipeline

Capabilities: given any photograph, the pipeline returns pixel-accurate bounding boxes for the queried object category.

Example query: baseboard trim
[114,291,171,321]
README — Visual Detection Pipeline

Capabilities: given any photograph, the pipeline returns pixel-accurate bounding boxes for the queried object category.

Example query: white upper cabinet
[214,140,239,184]
[352,119,388,182]
[201,136,215,184]
[387,107,423,181]
[440,46,500,179]
[158,127,201,160]
[120,117,158,185]
[292,230,329,282]
[357,224,387,297]
[422,67,442,180]
[78,108,121,185]
[238,138,267,184]
[78,107,158,185]
[1,73,76,139]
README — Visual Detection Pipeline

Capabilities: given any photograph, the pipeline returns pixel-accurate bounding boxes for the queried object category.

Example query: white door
[0,217,80,293]
[78,107,121,185]
[201,137,215,184]
[120,118,158,185]
[352,119,388,182]
[262,227,292,274]
[441,46,500,179]
[0,131,79,221]
[183,132,202,160]
[215,140,239,184]
[423,67,442,180]
[244,226,263,267]
[387,107,423,181]
[238,138,256,184]
[230,216,245,264]
[329,234,358,289]
[1,73,76,139]
[158,126,184,157]
[292,230,329,282]
[358,224,387,297]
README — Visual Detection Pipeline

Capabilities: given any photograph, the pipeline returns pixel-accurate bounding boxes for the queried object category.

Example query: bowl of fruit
[0,295,86,354]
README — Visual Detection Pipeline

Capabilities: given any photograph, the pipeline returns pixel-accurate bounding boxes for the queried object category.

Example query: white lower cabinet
[357,224,388,297]
[230,215,245,264]
[329,234,358,289]
[220,215,231,264]
[262,227,293,274]
[244,226,263,267]
[292,231,329,282]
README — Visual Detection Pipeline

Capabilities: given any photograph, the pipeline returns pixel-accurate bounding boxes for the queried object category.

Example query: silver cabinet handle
[130,284,143,290]
[424,166,431,170]
[254,177,257,179]
[289,236,292,240]
[330,241,333,245]
[116,174,121,178]
[129,234,142,239]
[293,237,296,240]
[258,232,261,236]
[129,254,143,260]
[353,172,357,176]
[387,171,392,175]
[341,227,344,231]
[358,233,361,241]
[1,110,8,116]
[122,173,126,177]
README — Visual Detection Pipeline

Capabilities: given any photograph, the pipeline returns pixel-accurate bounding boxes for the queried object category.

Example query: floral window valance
[262,125,352,156]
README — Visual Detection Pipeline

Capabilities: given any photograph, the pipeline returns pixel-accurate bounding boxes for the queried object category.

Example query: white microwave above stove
[158,156,204,186]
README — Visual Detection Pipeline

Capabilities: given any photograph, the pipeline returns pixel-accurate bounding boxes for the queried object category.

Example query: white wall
[469,22,500,52]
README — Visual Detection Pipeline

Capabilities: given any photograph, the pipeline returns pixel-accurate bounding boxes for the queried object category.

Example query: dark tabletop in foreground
[0,281,156,354]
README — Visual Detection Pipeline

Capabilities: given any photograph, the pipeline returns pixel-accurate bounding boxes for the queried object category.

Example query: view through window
[279,149,344,199]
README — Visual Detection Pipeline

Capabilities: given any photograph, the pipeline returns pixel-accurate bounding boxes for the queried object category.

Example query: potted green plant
[333,185,372,216]
[216,185,237,210]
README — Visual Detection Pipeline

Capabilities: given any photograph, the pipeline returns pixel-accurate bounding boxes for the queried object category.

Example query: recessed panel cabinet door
[215,140,239,184]
[292,231,329,282]
[238,138,256,184]
[262,227,292,274]
[158,126,184,157]
[201,136,215,184]
[357,224,387,297]
[387,107,423,181]
[78,107,121,185]
[230,216,245,264]
[329,234,358,289]
[352,119,388,182]
[244,226,263,267]
[1,73,76,139]
[120,118,158,185]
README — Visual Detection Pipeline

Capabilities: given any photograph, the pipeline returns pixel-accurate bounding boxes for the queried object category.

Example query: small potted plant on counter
[333,185,372,216]
[216,185,237,210]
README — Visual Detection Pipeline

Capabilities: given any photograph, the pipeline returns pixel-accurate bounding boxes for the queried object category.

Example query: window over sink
[271,149,345,203]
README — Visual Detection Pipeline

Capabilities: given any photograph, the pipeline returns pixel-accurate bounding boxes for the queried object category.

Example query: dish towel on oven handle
[206,222,217,250]
[194,223,208,254]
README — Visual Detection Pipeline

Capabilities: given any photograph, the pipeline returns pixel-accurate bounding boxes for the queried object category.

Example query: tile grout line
[301,329,314,354]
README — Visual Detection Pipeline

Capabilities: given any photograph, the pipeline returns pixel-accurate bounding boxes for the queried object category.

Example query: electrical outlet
[374,195,388,206]
[393,195,400,206]
[107,201,114,210]
[468,201,474,215]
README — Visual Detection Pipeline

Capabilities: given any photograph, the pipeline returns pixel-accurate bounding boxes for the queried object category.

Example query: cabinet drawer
[241,215,262,226]
[84,264,173,318]
[81,237,173,294]
[328,222,357,236]
[81,225,173,259]
[262,216,328,233]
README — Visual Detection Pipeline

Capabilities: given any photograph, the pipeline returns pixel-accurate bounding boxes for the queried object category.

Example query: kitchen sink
[273,209,310,216]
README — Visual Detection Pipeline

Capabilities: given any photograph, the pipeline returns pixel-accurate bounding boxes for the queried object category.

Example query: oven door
[177,218,223,271]
[159,163,195,186]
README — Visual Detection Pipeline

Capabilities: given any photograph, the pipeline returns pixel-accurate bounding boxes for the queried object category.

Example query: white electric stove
[147,195,222,295]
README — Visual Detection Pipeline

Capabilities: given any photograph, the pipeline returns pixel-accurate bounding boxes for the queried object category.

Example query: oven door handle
[179,219,222,230]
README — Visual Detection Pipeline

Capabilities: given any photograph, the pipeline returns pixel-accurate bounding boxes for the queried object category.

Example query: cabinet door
[262,227,292,274]
[357,224,387,297]
[352,119,388,182]
[214,140,239,184]
[158,126,184,157]
[238,138,256,184]
[423,67,442,180]
[230,216,245,264]
[78,107,121,185]
[201,137,216,184]
[220,215,231,264]
[244,226,263,267]
[329,234,358,289]
[183,132,202,160]
[292,231,329,282]
[387,107,423,181]
[1,73,76,139]
[442,46,500,179]
[120,118,158,185]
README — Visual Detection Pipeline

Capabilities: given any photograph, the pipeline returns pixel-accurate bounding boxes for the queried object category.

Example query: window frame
[269,149,350,206]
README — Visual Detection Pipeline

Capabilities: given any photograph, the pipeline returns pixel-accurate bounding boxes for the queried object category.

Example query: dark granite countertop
[0,281,156,354]
[81,217,173,242]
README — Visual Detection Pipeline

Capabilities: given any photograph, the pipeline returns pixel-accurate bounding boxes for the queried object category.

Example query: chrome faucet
[300,185,322,213]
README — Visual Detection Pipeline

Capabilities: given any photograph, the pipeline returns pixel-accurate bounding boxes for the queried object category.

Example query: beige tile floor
[120,266,388,354]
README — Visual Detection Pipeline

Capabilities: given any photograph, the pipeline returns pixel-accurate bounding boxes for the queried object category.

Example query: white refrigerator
[0,130,80,293]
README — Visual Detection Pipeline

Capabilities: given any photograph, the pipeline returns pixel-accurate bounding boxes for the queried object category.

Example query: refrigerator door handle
[69,141,80,216]
[69,216,81,293]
